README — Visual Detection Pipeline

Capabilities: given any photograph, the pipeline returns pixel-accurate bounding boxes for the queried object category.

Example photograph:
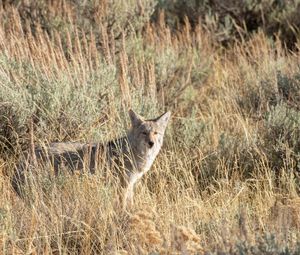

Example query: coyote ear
[155,111,171,130]
[129,109,143,127]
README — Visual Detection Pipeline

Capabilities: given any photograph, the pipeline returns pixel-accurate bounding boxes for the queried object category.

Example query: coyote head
[128,109,171,170]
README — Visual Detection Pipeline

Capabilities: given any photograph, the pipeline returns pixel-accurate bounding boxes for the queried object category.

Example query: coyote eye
[154,131,158,135]
[142,132,147,135]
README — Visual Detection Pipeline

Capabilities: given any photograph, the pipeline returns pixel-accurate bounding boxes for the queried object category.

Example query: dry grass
[1,1,300,254]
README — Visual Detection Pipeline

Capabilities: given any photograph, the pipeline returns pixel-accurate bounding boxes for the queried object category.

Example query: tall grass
[1,1,300,254]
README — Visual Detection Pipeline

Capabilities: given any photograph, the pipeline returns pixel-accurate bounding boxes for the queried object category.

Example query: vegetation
[1,0,300,254]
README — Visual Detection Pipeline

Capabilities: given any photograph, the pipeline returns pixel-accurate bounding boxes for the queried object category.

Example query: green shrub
[264,103,300,175]
[1,0,156,50]
[0,55,120,153]
[157,0,300,48]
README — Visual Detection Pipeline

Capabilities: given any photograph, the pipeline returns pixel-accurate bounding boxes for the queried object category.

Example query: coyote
[12,109,171,208]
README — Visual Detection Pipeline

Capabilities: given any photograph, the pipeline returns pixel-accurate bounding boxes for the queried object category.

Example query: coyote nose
[148,141,154,148]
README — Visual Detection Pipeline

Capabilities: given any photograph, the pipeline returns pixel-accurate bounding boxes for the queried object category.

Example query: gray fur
[12,110,171,208]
